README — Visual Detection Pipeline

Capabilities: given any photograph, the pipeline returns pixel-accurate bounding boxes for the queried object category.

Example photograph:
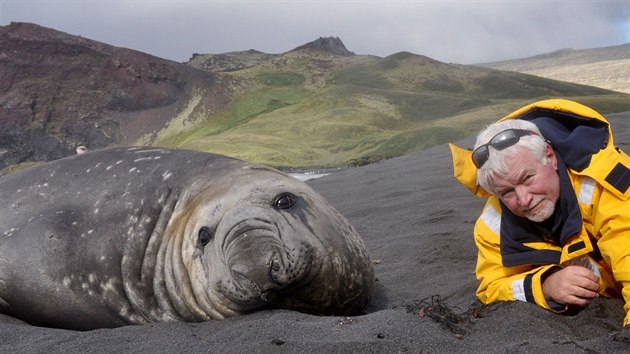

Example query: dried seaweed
[402,295,481,338]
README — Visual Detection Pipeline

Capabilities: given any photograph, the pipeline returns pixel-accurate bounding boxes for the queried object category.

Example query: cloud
[1,0,627,64]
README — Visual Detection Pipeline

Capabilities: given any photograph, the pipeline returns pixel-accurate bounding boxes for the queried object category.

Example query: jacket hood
[450,99,614,198]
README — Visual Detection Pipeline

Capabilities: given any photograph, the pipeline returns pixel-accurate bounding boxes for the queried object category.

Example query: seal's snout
[230,247,310,293]
[224,231,317,308]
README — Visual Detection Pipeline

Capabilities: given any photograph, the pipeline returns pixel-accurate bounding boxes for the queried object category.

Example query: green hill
[141,44,630,169]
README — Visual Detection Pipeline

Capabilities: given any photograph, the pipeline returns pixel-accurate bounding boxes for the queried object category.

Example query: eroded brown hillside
[0,22,230,170]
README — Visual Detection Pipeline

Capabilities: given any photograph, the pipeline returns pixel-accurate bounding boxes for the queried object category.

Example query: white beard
[523,197,556,223]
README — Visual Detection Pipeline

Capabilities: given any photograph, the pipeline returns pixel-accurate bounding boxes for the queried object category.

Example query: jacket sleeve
[473,198,565,312]
[588,179,630,326]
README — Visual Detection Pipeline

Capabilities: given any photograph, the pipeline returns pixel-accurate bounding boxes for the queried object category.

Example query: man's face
[488,145,560,222]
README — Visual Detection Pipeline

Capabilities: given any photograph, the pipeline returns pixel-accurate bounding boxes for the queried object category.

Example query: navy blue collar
[499,155,582,267]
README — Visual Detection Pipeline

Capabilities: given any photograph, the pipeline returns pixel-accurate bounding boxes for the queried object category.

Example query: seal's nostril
[271,257,281,272]
[269,255,288,285]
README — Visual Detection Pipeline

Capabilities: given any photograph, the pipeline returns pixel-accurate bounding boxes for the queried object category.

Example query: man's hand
[542,265,600,306]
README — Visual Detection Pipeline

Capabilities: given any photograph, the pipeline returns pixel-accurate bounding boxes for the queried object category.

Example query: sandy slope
[526,59,630,94]
[0,112,628,353]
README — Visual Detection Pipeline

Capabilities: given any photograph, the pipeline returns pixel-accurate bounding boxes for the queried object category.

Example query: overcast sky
[0,0,628,64]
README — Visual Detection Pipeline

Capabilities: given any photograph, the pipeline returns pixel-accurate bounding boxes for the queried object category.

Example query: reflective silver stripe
[578,177,596,205]
[480,203,501,235]
[589,258,602,280]
[512,279,526,302]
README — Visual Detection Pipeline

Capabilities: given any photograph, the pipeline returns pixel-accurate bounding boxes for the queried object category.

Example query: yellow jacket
[450,99,630,324]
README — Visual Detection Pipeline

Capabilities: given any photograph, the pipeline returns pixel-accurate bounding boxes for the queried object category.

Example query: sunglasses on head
[472,129,538,168]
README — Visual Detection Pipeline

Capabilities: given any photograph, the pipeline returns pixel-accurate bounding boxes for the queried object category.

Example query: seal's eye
[198,227,213,247]
[273,192,297,210]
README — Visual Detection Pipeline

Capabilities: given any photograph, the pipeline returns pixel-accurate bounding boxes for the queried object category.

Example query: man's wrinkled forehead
[487,147,537,181]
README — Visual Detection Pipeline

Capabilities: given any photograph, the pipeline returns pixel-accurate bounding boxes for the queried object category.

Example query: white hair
[474,119,548,192]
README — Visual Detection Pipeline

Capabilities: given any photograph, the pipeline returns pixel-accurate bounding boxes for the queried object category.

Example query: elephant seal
[0,147,374,330]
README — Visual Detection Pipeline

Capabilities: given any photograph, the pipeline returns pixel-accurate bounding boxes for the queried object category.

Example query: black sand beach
[1,112,628,353]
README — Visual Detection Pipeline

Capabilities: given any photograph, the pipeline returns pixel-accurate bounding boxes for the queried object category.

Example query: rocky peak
[290,37,355,56]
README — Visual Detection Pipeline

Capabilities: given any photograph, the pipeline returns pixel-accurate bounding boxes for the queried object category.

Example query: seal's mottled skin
[0,147,374,330]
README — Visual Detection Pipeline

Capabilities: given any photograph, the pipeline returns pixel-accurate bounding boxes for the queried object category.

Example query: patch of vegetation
[383,91,469,122]
[421,76,466,93]
[257,72,305,86]
[377,126,467,156]
[333,64,393,89]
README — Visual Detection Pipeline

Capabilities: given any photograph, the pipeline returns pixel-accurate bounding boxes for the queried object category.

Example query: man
[449,99,630,325]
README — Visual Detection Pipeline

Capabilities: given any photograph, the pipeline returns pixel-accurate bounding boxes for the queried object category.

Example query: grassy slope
[146,50,630,168]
